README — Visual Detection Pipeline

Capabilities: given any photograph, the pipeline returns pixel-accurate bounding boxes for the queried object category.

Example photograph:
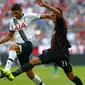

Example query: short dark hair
[11,3,22,11]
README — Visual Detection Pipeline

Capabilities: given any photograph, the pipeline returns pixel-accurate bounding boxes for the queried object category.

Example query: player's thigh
[17,41,33,65]
[26,69,35,79]
[37,49,65,64]
[57,59,73,73]
[37,50,54,64]
[54,49,73,73]
[18,41,33,55]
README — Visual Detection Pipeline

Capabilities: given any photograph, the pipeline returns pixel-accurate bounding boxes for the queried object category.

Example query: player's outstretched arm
[35,0,62,18]
[0,32,15,44]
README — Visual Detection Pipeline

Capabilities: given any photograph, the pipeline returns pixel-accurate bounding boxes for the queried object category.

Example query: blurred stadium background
[0,0,85,85]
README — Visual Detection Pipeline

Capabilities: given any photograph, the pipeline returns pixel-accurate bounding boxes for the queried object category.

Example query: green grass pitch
[0,66,85,85]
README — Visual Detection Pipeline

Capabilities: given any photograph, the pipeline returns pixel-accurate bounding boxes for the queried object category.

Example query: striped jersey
[9,12,41,43]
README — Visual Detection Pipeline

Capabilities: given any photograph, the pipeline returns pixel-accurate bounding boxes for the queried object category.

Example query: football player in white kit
[3,1,83,85]
[0,3,49,85]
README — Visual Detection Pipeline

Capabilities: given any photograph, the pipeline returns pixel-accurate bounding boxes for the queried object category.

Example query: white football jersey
[9,12,41,43]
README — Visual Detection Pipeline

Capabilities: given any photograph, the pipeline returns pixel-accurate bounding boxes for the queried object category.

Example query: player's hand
[35,0,45,6]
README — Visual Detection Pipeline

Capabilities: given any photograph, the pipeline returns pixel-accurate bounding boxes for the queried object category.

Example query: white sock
[32,74,45,85]
[4,50,17,71]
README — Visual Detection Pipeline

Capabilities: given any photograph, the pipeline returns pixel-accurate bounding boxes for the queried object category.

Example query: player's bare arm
[35,0,62,18]
[40,13,52,19]
[0,32,15,44]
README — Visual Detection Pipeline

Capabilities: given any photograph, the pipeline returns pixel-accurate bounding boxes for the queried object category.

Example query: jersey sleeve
[28,12,41,19]
[9,20,15,32]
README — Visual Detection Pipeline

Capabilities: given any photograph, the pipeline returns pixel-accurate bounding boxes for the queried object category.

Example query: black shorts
[38,49,72,73]
[17,41,33,66]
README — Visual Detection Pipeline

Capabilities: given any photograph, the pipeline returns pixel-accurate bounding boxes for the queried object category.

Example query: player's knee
[26,70,35,79]
[9,44,20,52]
[66,72,75,80]
[29,57,41,65]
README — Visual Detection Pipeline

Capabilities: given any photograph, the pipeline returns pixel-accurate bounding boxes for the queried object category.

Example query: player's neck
[17,13,24,20]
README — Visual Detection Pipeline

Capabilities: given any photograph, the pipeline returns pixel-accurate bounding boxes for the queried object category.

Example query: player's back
[51,18,71,50]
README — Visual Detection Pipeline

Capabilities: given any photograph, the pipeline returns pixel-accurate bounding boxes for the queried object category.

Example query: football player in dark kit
[6,0,83,85]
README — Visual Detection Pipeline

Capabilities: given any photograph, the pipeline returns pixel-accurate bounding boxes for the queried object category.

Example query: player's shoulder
[9,18,15,25]
[21,13,30,18]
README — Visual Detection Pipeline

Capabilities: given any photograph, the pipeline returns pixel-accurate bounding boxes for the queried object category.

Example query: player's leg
[63,62,83,85]
[52,49,83,85]
[65,71,83,85]
[0,44,20,78]
[26,69,44,85]
[65,50,83,85]
[58,49,83,85]
[5,44,20,70]
[11,57,41,77]
[8,49,53,78]
[6,41,45,85]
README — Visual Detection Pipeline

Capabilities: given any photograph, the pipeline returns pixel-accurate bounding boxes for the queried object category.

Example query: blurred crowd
[0,0,85,55]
